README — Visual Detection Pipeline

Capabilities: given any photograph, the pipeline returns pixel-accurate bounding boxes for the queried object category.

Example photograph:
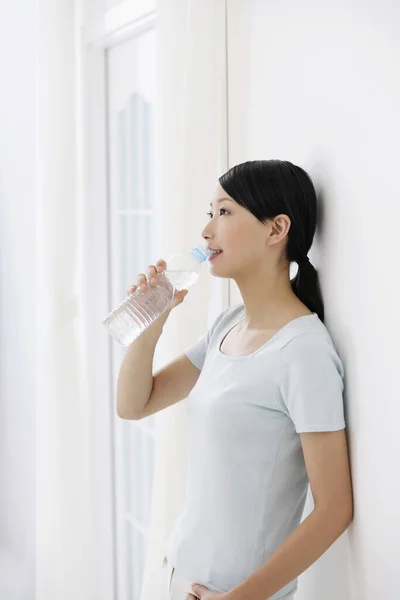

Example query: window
[107,26,159,600]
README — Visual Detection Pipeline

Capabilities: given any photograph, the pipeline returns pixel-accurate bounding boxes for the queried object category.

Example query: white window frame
[81,3,156,600]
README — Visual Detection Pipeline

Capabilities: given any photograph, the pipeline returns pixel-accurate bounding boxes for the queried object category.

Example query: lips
[209,250,223,261]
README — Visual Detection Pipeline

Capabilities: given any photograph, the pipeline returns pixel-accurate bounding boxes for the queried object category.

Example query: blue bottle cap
[191,244,213,263]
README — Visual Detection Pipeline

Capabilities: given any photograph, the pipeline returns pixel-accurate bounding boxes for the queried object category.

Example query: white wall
[227,0,400,598]
[0,2,36,598]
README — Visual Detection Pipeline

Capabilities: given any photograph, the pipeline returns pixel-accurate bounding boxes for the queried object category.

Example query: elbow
[345,504,354,527]
[116,377,151,420]
[116,392,141,420]
[342,494,354,528]
[116,389,126,419]
[117,405,141,420]
[116,403,127,419]
[116,382,138,420]
[116,406,127,419]
[340,503,354,530]
[315,502,354,534]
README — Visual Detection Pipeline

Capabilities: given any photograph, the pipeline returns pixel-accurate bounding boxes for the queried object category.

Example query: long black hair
[219,159,324,323]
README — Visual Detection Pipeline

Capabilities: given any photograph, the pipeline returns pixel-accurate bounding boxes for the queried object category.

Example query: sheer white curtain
[35,1,96,599]
[140,1,228,599]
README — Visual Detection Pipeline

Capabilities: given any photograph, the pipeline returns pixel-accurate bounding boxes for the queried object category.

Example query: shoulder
[275,328,346,432]
[278,330,345,384]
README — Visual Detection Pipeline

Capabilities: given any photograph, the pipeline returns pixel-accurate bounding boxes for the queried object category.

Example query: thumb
[170,288,188,308]
[176,288,188,300]
[191,583,207,596]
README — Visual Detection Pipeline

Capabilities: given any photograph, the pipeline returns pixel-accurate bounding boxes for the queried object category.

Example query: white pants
[163,556,294,600]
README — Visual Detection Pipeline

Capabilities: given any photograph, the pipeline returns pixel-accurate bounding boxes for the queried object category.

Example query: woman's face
[201,183,278,279]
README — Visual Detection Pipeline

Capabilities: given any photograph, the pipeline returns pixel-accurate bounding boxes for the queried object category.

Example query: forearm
[228,508,352,600]
[116,311,169,417]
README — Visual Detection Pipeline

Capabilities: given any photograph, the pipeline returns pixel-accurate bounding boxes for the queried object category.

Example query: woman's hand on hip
[187,583,231,600]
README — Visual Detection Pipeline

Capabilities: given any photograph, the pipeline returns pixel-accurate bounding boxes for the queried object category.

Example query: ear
[267,214,291,248]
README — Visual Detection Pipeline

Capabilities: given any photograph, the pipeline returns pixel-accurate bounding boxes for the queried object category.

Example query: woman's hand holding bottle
[127,259,188,317]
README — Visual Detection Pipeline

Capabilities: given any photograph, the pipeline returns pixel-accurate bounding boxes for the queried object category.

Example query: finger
[155,259,167,273]
[147,265,158,286]
[136,273,148,292]
[127,284,137,295]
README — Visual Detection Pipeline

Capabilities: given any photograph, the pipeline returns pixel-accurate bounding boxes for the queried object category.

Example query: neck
[233,263,302,330]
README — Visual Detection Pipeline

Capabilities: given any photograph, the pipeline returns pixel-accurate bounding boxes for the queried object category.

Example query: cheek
[223,222,253,245]
[226,224,261,253]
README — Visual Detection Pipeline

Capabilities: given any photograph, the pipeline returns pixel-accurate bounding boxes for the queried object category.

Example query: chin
[209,264,232,279]
[210,271,230,279]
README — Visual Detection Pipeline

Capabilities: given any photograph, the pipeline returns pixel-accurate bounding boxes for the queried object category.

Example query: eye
[207,208,229,219]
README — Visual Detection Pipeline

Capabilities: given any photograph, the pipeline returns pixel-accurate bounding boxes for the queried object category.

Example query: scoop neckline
[217,311,318,361]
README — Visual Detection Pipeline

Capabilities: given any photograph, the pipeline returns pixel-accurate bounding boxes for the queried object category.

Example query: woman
[119,160,353,600]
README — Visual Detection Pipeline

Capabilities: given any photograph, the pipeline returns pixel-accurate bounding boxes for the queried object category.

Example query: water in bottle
[102,244,214,346]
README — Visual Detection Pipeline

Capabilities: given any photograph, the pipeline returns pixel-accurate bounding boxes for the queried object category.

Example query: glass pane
[143,99,155,210]
[145,431,156,524]
[118,109,128,210]
[118,214,140,301]
[126,522,148,600]
[122,421,134,513]
[118,214,156,297]
[119,91,155,211]
[129,93,140,210]
[137,28,156,210]
[123,424,156,525]
[145,214,156,267]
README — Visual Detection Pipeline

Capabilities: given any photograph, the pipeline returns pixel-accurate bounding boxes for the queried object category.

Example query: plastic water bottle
[102,244,214,346]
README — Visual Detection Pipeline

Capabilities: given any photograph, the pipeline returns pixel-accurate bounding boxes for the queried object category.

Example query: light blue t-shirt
[164,303,346,599]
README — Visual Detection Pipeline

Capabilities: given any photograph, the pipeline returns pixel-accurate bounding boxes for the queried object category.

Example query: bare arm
[131,353,200,420]
[117,312,201,420]
[116,258,199,419]
[116,310,169,419]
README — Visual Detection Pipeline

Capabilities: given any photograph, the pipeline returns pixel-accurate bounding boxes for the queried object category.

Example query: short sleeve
[183,306,232,370]
[276,333,346,433]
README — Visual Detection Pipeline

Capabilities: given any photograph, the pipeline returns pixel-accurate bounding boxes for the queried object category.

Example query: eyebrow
[209,197,233,207]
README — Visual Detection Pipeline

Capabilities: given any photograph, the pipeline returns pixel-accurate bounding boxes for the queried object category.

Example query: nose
[201,218,214,242]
